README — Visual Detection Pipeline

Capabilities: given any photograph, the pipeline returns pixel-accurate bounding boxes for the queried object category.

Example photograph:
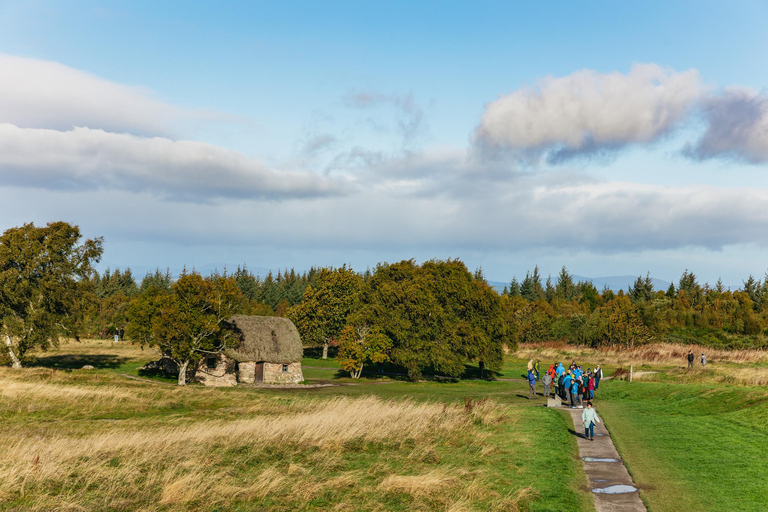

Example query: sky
[1,0,768,286]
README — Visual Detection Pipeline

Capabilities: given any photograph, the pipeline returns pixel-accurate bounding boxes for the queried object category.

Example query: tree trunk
[322,340,329,359]
[352,364,363,379]
[5,334,22,369]
[177,359,190,386]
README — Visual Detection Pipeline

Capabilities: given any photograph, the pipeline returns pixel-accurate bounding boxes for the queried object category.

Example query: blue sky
[1,0,768,286]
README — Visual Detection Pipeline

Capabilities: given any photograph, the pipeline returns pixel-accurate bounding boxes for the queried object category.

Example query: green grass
[598,379,768,512]
[1,341,593,511]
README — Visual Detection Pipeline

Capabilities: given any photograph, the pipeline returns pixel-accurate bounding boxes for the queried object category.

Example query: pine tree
[555,266,576,301]
[508,277,521,297]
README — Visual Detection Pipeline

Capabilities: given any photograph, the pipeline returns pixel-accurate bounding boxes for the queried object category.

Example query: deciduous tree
[0,222,103,368]
[288,266,361,359]
[128,274,247,385]
[337,324,392,378]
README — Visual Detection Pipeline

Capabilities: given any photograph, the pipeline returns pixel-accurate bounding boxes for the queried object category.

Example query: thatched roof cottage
[195,315,304,386]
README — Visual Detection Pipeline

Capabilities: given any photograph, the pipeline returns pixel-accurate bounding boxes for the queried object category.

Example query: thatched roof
[224,315,303,364]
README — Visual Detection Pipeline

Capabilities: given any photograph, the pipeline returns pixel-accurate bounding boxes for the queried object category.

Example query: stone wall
[237,361,258,384]
[195,355,237,387]
[263,362,303,384]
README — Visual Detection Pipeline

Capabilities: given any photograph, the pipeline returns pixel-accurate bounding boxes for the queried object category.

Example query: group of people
[687,350,707,368]
[527,359,603,409]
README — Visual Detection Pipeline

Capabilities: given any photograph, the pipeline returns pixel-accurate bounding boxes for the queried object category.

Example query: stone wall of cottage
[237,361,257,384]
[195,355,237,387]
[262,362,303,384]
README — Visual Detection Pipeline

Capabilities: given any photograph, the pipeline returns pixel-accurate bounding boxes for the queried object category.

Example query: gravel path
[568,408,647,512]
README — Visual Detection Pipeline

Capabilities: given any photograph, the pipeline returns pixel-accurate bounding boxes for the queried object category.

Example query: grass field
[1,340,592,511]
[6,339,768,511]
[597,379,768,512]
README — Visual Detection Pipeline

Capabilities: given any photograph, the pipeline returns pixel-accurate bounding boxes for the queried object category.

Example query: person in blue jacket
[570,377,580,408]
[527,369,537,400]
[556,362,564,377]
[563,372,572,405]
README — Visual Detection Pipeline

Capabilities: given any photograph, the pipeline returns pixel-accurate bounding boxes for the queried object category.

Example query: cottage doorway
[254,362,264,383]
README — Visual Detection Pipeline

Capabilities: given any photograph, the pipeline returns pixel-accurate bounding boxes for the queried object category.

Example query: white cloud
[10,146,765,254]
[0,124,346,201]
[0,53,236,136]
[475,63,704,161]
[685,87,768,163]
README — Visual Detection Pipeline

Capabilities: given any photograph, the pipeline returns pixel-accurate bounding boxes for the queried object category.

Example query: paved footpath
[568,408,647,512]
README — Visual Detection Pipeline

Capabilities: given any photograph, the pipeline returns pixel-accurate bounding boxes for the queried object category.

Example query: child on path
[582,402,600,440]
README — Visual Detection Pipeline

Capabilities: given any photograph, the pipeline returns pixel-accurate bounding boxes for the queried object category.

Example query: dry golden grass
[512,341,768,367]
[378,469,458,497]
[0,367,506,511]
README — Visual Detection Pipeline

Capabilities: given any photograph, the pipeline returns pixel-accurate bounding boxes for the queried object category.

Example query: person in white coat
[582,402,600,441]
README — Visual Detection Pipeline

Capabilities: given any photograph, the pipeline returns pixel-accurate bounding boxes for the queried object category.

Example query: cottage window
[206,357,217,369]
[282,364,289,372]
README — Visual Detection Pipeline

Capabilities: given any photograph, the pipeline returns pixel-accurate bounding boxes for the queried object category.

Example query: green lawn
[598,379,768,512]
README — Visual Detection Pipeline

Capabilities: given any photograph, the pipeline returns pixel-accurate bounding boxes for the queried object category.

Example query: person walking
[542,371,552,398]
[594,365,603,390]
[582,402,600,440]
[687,350,694,369]
[563,372,572,405]
[534,359,540,380]
[527,368,537,399]
[587,373,595,400]
[119,327,125,341]
[701,353,707,368]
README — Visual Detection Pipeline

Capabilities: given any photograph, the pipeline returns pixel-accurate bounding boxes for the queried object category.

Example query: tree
[577,280,600,311]
[601,296,652,348]
[555,266,577,301]
[337,324,392,378]
[508,277,521,297]
[628,273,654,303]
[520,266,544,301]
[544,275,555,303]
[678,270,702,306]
[0,222,103,368]
[288,266,361,359]
[140,268,173,291]
[355,259,509,379]
[128,274,247,385]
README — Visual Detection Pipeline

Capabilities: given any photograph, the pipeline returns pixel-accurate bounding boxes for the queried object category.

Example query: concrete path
[568,408,647,512]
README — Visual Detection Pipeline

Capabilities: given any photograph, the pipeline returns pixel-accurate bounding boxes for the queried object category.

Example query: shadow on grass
[31,353,129,370]
[136,367,179,383]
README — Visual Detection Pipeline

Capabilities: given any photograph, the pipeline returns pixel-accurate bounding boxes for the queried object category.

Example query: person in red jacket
[587,373,596,399]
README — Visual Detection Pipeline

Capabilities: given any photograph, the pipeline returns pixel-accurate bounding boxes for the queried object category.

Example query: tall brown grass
[512,342,768,366]
[1,373,504,511]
